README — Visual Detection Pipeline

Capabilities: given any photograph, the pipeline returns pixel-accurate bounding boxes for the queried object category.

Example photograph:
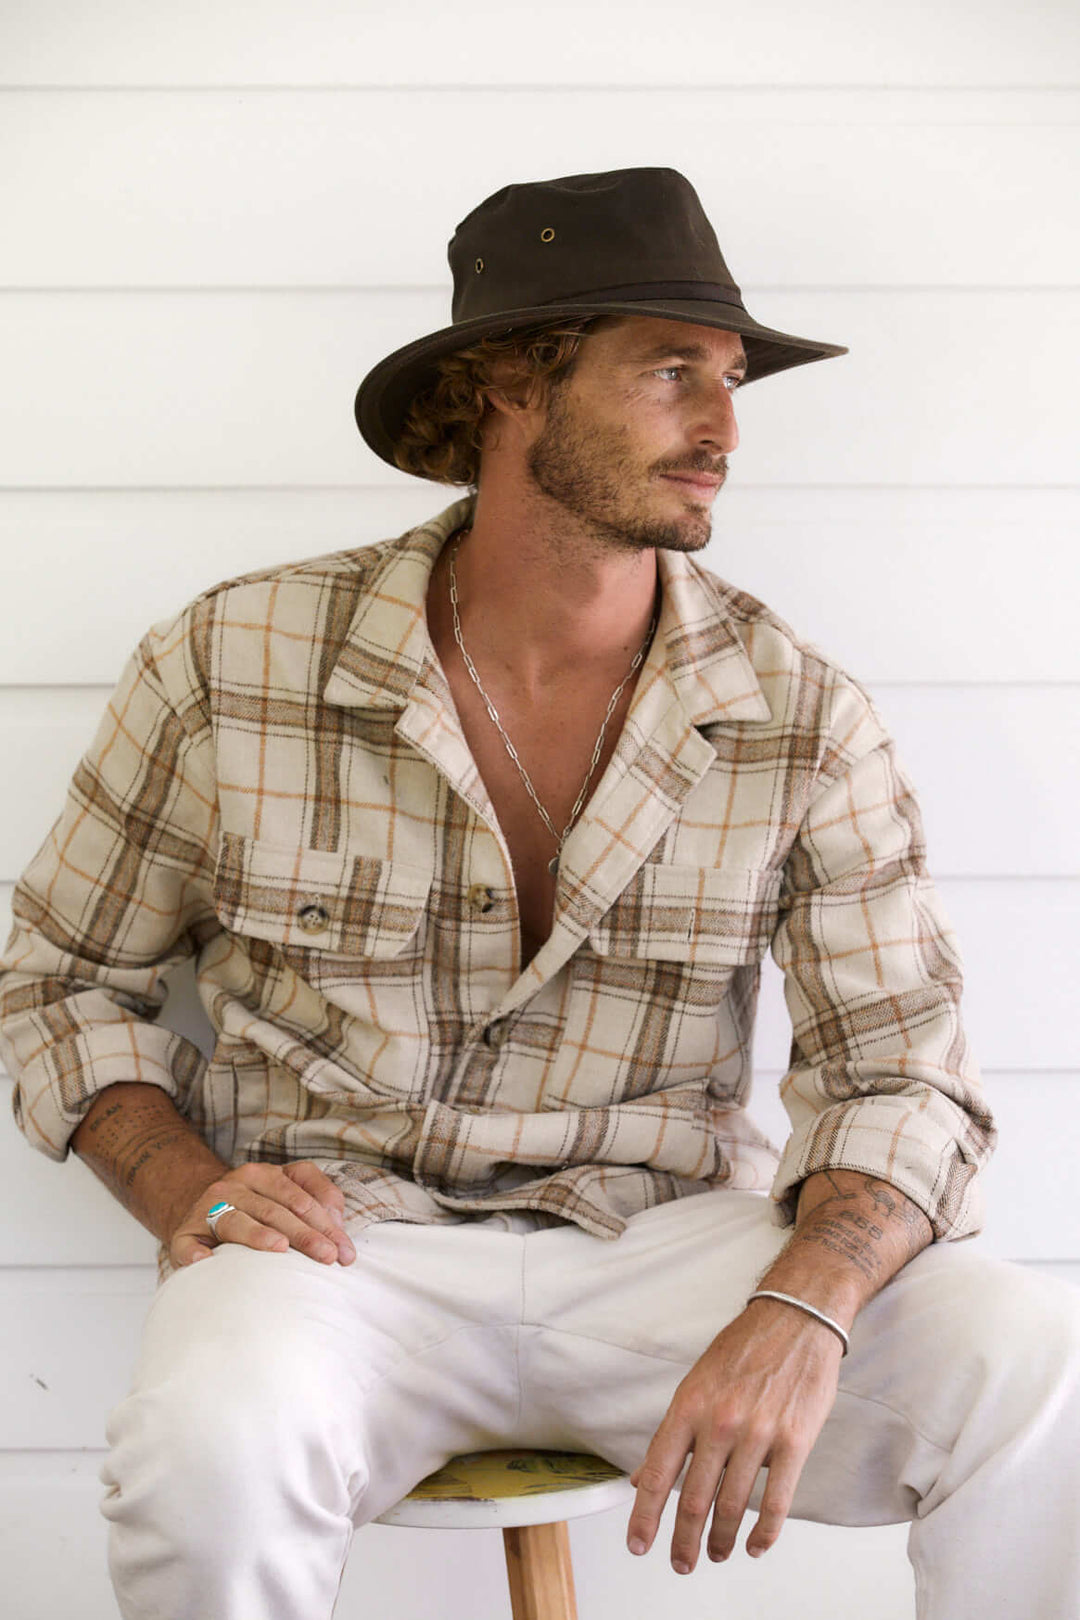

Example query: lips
[663,473,723,494]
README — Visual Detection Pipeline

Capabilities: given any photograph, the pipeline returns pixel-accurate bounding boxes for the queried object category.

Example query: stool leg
[502,1520,578,1620]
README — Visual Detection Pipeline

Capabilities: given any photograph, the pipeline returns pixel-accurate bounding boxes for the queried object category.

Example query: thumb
[172,1234,216,1267]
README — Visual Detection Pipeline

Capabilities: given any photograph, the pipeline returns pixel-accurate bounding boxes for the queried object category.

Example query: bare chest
[445,664,636,970]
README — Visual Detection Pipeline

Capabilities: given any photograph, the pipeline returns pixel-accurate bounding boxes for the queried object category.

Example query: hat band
[537,280,746,309]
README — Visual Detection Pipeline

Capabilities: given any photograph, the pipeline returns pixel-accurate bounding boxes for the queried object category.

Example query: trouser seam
[834,1383,953,1455]
[353,1320,520,1398]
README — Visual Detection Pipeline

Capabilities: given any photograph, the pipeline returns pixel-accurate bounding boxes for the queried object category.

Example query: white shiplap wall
[1,5,1078,1617]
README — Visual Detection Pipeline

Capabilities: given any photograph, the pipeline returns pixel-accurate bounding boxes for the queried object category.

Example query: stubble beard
[524,385,719,558]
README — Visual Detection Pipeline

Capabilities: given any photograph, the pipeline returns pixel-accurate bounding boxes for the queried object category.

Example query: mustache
[660,458,727,478]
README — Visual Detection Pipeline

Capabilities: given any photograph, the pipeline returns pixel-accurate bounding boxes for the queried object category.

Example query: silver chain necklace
[448,529,658,876]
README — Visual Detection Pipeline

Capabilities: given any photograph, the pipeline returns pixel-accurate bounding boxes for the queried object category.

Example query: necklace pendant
[547,855,560,877]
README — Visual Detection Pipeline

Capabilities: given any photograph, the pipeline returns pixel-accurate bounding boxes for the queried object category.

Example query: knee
[898,1248,1080,1415]
[102,1345,364,1547]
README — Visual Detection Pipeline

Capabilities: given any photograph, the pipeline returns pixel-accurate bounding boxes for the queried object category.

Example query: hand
[625,1299,843,1572]
[169,1161,356,1270]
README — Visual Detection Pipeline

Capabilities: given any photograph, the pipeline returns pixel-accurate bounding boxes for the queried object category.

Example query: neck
[435,503,660,694]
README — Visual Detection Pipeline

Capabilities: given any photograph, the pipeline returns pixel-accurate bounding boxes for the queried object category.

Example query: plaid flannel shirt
[0,495,994,1282]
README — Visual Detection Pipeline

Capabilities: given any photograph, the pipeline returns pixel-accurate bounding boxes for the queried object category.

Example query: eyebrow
[636,341,749,372]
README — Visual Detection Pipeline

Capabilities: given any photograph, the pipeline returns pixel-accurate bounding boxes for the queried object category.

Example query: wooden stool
[374,1447,634,1619]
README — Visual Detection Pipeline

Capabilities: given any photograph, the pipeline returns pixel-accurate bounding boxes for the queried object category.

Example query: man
[1,167,1077,1619]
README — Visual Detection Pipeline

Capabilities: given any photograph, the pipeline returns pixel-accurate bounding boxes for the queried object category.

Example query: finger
[205,1202,290,1254]
[235,1167,354,1263]
[275,1165,354,1260]
[668,1444,730,1573]
[626,1427,691,1557]
[705,1440,770,1563]
[171,1233,216,1267]
[745,1446,804,1558]
[223,1193,350,1265]
[283,1161,348,1221]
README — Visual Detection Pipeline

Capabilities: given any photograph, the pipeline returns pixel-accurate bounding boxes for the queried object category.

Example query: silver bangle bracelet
[746,1290,850,1356]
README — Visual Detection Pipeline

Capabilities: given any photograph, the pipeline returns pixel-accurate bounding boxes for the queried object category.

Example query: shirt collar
[324,495,773,727]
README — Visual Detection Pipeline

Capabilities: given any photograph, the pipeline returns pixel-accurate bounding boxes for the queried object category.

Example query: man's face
[517,315,747,555]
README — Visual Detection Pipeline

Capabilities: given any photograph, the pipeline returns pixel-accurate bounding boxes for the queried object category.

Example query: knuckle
[678,1490,714,1519]
[712,1496,743,1524]
[636,1465,670,1495]
[285,1160,319,1185]
[785,1419,817,1451]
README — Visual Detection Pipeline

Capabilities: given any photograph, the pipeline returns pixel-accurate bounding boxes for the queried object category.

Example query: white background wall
[1,3,1077,1616]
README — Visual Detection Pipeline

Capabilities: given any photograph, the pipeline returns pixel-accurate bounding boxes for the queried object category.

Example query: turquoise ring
[205,1200,237,1238]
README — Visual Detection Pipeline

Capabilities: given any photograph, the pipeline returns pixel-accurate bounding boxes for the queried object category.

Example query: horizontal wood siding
[0,14,1075,1616]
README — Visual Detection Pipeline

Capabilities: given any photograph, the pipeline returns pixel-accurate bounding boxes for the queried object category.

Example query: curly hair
[390,313,625,489]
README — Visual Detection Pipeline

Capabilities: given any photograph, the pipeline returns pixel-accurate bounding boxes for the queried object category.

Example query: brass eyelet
[540,228,555,244]
[475,257,485,273]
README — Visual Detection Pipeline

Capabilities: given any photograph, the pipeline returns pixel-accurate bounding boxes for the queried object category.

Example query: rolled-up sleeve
[768,684,995,1240]
[0,625,218,1159]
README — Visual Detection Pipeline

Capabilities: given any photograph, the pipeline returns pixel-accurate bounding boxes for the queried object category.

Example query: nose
[694,378,740,454]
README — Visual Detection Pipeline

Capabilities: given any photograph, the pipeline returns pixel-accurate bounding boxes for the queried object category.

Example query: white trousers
[100,1190,1080,1619]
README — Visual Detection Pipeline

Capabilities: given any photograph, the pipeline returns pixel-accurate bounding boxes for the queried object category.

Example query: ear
[488,386,532,414]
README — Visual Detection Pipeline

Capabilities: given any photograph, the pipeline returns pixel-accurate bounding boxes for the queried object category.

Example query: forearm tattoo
[795,1171,933,1284]
[80,1094,200,1195]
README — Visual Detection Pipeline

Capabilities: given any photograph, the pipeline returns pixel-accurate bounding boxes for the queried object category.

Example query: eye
[652,366,743,391]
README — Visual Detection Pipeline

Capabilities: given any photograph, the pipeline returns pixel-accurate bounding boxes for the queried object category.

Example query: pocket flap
[214,833,432,958]
[588,863,782,963]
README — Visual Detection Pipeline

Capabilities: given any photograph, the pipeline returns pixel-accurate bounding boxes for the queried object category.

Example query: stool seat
[375,1447,634,1530]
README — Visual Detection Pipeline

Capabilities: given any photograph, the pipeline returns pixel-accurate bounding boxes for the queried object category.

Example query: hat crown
[448,167,741,323]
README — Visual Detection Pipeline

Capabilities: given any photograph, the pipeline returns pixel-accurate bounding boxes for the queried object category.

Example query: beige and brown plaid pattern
[0,495,994,1282]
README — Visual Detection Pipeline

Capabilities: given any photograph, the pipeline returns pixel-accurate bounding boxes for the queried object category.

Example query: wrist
[755,1248,864,1331]
[745,1289,850,1356]
[153,1153,232,1245]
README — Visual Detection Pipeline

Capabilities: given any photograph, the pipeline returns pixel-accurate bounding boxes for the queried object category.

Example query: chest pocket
[213,832,432,958]
[588,863,783,965]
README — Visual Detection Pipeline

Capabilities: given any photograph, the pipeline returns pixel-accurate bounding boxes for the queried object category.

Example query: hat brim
[354,298,849,471]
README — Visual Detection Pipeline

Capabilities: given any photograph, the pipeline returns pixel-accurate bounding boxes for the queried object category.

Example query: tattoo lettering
[798,1173,933,1282]
[85,1098,124,1134]
[77,1094,205,1196]
[799,1212,884,1284]
[119,1126,192,1188]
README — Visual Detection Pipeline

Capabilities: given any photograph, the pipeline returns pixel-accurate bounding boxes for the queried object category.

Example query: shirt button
[297,903,331,935]
[483,1021,507,1051]
[467,883,496,915]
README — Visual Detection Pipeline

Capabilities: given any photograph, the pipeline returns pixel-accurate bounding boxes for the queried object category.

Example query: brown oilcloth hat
[354,166,849,470]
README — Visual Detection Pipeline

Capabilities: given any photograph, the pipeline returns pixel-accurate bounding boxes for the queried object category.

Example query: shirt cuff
[9,1020,207,1160]
[768,1092,986,1241]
